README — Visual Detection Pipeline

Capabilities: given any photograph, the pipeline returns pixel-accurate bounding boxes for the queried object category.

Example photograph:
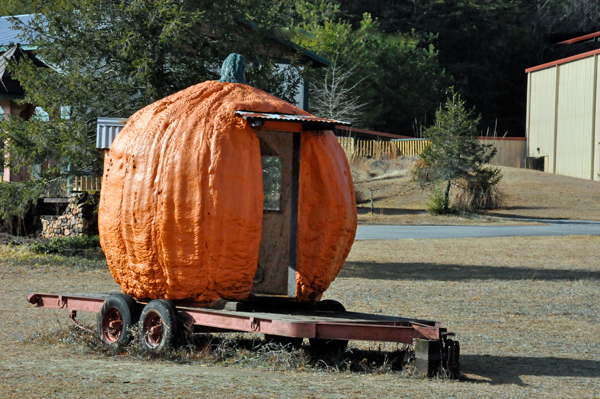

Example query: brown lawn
[353,158,600,225]
[1,235,599,398]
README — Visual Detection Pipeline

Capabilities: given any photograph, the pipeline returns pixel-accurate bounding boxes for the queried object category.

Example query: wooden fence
[337,136,527,168]
[71,176,102,192]
[337,137,429,159]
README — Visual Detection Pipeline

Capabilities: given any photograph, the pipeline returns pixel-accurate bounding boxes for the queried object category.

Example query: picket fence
[337,137,429,159]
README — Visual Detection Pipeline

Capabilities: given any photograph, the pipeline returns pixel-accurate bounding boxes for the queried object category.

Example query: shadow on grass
[462,354,600,385]
[340,262,600,281]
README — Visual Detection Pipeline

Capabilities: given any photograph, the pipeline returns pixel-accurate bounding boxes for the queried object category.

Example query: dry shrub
[454,167,506,211]
[349,156,371,183]
[454,184,505,211]
[411,158,432,183]
[350,155,417,184]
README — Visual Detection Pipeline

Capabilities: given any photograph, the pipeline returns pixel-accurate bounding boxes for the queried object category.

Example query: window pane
[262,156,281,211]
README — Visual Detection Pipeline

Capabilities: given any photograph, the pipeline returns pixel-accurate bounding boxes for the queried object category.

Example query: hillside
[352,158,600,224]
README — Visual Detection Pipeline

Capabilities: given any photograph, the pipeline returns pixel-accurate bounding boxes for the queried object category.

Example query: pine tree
[415,90,501,214]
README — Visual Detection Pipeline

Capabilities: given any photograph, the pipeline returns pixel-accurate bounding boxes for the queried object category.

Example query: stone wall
[40,194,97,238]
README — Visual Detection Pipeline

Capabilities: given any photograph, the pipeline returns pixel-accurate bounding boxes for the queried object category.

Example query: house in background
[0,44,46,182]
[526,32,600,181]
[0,13,328,188]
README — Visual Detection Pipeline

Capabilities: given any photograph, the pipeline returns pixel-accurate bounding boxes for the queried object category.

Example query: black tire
[309,300,348,354]
[264,334,303,350]
[139,299,180,354]
[97,293,140,348]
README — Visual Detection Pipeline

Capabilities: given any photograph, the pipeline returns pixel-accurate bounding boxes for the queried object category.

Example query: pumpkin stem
[219,53,246,84]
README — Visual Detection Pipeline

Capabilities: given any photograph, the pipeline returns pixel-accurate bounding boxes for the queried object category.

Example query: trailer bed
[27,292,459,377]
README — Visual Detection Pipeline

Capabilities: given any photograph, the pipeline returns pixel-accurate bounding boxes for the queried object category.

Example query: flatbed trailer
[27,292,460,378]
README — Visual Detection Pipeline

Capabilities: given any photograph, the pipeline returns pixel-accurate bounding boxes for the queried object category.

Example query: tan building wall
[527,67,557,173]
[480,138,526,168]
[527,53,600,181]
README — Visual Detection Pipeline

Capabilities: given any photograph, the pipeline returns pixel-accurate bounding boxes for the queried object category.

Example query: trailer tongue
[27,292,460,378]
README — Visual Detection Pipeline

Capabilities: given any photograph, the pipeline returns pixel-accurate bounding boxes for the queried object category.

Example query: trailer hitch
[69,310,96,334]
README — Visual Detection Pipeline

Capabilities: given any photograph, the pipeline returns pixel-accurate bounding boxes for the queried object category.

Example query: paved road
[355,222,600,240]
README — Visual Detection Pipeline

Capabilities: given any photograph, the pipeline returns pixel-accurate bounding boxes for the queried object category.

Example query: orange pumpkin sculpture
[99,80,357,302]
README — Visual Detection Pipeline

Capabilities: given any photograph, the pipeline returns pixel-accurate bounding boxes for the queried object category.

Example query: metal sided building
[526,32,600,181]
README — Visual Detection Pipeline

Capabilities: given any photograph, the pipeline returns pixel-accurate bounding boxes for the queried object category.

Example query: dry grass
[1,236,599,397]
[352,157,600,224]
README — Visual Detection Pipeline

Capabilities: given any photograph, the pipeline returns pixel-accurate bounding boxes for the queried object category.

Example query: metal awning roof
[96,117,128,149]
[235,111,350,131]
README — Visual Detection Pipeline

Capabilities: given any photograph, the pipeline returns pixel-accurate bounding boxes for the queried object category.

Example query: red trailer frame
[27,292,460,377]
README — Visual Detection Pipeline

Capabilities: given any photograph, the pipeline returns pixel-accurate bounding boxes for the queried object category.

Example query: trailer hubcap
[102,307,123,343]
[143,312,163,348]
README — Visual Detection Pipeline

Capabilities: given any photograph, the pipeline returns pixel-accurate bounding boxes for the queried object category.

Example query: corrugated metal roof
[96,117,128,149]
[0,14,33,47]
[0,46,17,81]
[235,111,350,130]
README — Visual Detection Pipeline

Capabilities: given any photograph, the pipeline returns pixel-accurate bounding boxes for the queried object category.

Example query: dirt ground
[353,160,600,224]
[1,235,599,398]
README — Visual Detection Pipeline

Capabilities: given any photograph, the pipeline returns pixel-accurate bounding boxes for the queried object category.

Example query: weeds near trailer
[28,323,415,375]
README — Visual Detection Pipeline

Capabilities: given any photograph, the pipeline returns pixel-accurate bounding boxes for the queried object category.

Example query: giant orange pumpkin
[99,81,356,303]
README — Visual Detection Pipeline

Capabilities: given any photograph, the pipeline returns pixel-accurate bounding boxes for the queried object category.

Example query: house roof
[272,38,329,68]
[0,14,34,49]
[0,45,46,99]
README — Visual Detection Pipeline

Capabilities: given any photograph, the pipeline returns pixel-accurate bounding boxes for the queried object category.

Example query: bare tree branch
[309,55,366,123]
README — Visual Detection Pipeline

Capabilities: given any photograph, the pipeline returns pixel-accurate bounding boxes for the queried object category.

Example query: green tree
[415,90,500,214]
[0,1,33,16]
[296,6,449,135]
[0,0,302,179]
[0,181,44,235]
[334,0,541,137]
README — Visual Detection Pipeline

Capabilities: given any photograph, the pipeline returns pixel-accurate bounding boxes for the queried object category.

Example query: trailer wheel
[139,299,179,354]
[97,293,140,348]
[309,300,348,354]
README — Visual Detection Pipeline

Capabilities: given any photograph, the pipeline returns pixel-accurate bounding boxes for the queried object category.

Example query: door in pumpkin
[252,129,299,297]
